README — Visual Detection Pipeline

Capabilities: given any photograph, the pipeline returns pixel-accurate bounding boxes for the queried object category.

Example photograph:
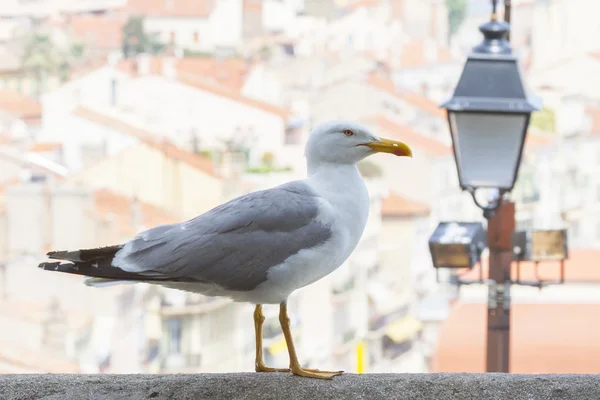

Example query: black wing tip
[46,250,64,257]
[38,261,63,271]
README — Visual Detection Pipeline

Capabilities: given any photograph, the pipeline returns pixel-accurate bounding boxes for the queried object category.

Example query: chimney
[136,53,151,75]
[6,182,49,256]
[423,39,437,64]
[162,57,177,79]
[42,297,68,351]
[50,185,94,251]
[107,50,122,67]
[131,195,142,232]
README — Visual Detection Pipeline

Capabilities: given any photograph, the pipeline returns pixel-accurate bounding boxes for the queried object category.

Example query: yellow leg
[279,302,344,379]
[254,304,289,373]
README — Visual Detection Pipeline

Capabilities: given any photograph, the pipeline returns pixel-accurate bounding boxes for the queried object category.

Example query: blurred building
[365,192,431,373]
[40,55,293,169]
[432,250,600,373]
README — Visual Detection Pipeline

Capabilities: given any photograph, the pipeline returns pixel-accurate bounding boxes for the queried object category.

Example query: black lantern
[429,222,486,270]
[441,6,541,198]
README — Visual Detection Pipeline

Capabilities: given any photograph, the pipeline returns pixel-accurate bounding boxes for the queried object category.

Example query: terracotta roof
[177,73,290,118]
[346,0,380,10]
[0,89,42,121]
[0,177,19,194]
[116,57,287,116]
[73,107,155,141]
[73,107,219,177]
[432,301,600,373]
[67,14,126,50]
[381,192,430,217]
[399,39,454,68]
[125,0,216,18]
[0,133,11,144]
[366,115,451,157]
[69,56,112,79]
[0,298,90,330]
[177,58,251,90]
[28,142,63,152]
[523,132,553,151]
[95,188,177,234]
[365,74,446,118]
[0,178,20,214]
[461,249,600,283]
[586,106,600,134]
[0,341,80,373]
[243,0,262,12]
[118,56,251,91]
[400,91,447,118]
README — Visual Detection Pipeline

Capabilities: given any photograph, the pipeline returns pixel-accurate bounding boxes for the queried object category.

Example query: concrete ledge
[1,373,600,400]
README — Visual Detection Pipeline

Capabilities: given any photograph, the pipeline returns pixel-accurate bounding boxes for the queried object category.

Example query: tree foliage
[530,107,556,133]
[22,32,86,96]
[122,17,165,58]
[446,0,468,36]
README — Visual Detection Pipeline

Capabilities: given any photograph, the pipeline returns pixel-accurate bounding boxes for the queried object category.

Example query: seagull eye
[343,129,354,137]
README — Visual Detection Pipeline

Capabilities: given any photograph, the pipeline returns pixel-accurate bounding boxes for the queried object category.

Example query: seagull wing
[40,181,333,292]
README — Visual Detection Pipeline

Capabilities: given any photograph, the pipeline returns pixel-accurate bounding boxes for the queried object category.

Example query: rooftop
[381,192,430,218]
[94,189,178,235]
[365,115,451,157]
[398,39,455,69]
[66,13,126,50]
[117,56,252,91]
[345,0,380,11]
[27,142,63,153]
[432,301,600,374]
[0,89,42,121]
[124,0,215,18]
[461,249,600,283]
[365,74,446,118]
[73,106,219,178]
[586,106,600,134]
[116,57,289,117]
[94,188,178,235]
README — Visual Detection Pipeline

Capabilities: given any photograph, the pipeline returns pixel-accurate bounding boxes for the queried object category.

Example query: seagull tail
[38,244,147,284]
[46,244,124,263]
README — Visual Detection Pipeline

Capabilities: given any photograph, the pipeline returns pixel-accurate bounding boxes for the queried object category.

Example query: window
[284,127,301,145]
[110,78,117,106]
[571,221,579,239]
[166,318,182,354]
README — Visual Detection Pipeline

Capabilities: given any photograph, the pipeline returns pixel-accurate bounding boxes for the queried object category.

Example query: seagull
[38,120,412,379]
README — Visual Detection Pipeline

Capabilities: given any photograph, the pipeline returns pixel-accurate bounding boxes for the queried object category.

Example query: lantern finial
[473,0,512,55]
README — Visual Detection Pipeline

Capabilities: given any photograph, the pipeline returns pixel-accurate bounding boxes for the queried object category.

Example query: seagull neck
[306,162,365,193]
[307,162,359,180]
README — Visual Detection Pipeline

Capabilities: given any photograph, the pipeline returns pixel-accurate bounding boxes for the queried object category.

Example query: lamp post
[440,0,541,372]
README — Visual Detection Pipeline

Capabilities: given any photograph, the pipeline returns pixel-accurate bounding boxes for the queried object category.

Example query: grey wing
[114,181,333,291]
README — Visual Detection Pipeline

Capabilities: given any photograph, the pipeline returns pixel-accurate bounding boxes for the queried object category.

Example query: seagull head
[305,120,412,167]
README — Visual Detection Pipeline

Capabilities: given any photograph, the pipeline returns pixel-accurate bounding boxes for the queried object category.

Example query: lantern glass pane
[450,112,527,190]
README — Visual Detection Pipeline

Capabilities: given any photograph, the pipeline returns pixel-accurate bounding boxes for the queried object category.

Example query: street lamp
[430,0,564,374]
[441,0,541,218]
[429,222,486,270]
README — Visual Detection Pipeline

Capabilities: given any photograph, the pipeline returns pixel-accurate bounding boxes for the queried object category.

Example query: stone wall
[1,373,600,400]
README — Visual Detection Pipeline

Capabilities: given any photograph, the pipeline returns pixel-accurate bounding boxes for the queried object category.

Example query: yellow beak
[364,137,413,157]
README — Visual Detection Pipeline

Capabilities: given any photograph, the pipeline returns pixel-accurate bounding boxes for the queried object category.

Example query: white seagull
[39,120,412,379]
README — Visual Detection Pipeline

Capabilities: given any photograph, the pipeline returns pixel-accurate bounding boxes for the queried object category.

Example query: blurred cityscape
[0,0,599,375]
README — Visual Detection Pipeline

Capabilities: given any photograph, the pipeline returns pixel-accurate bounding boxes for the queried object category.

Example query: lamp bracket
[467,187,507,219]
